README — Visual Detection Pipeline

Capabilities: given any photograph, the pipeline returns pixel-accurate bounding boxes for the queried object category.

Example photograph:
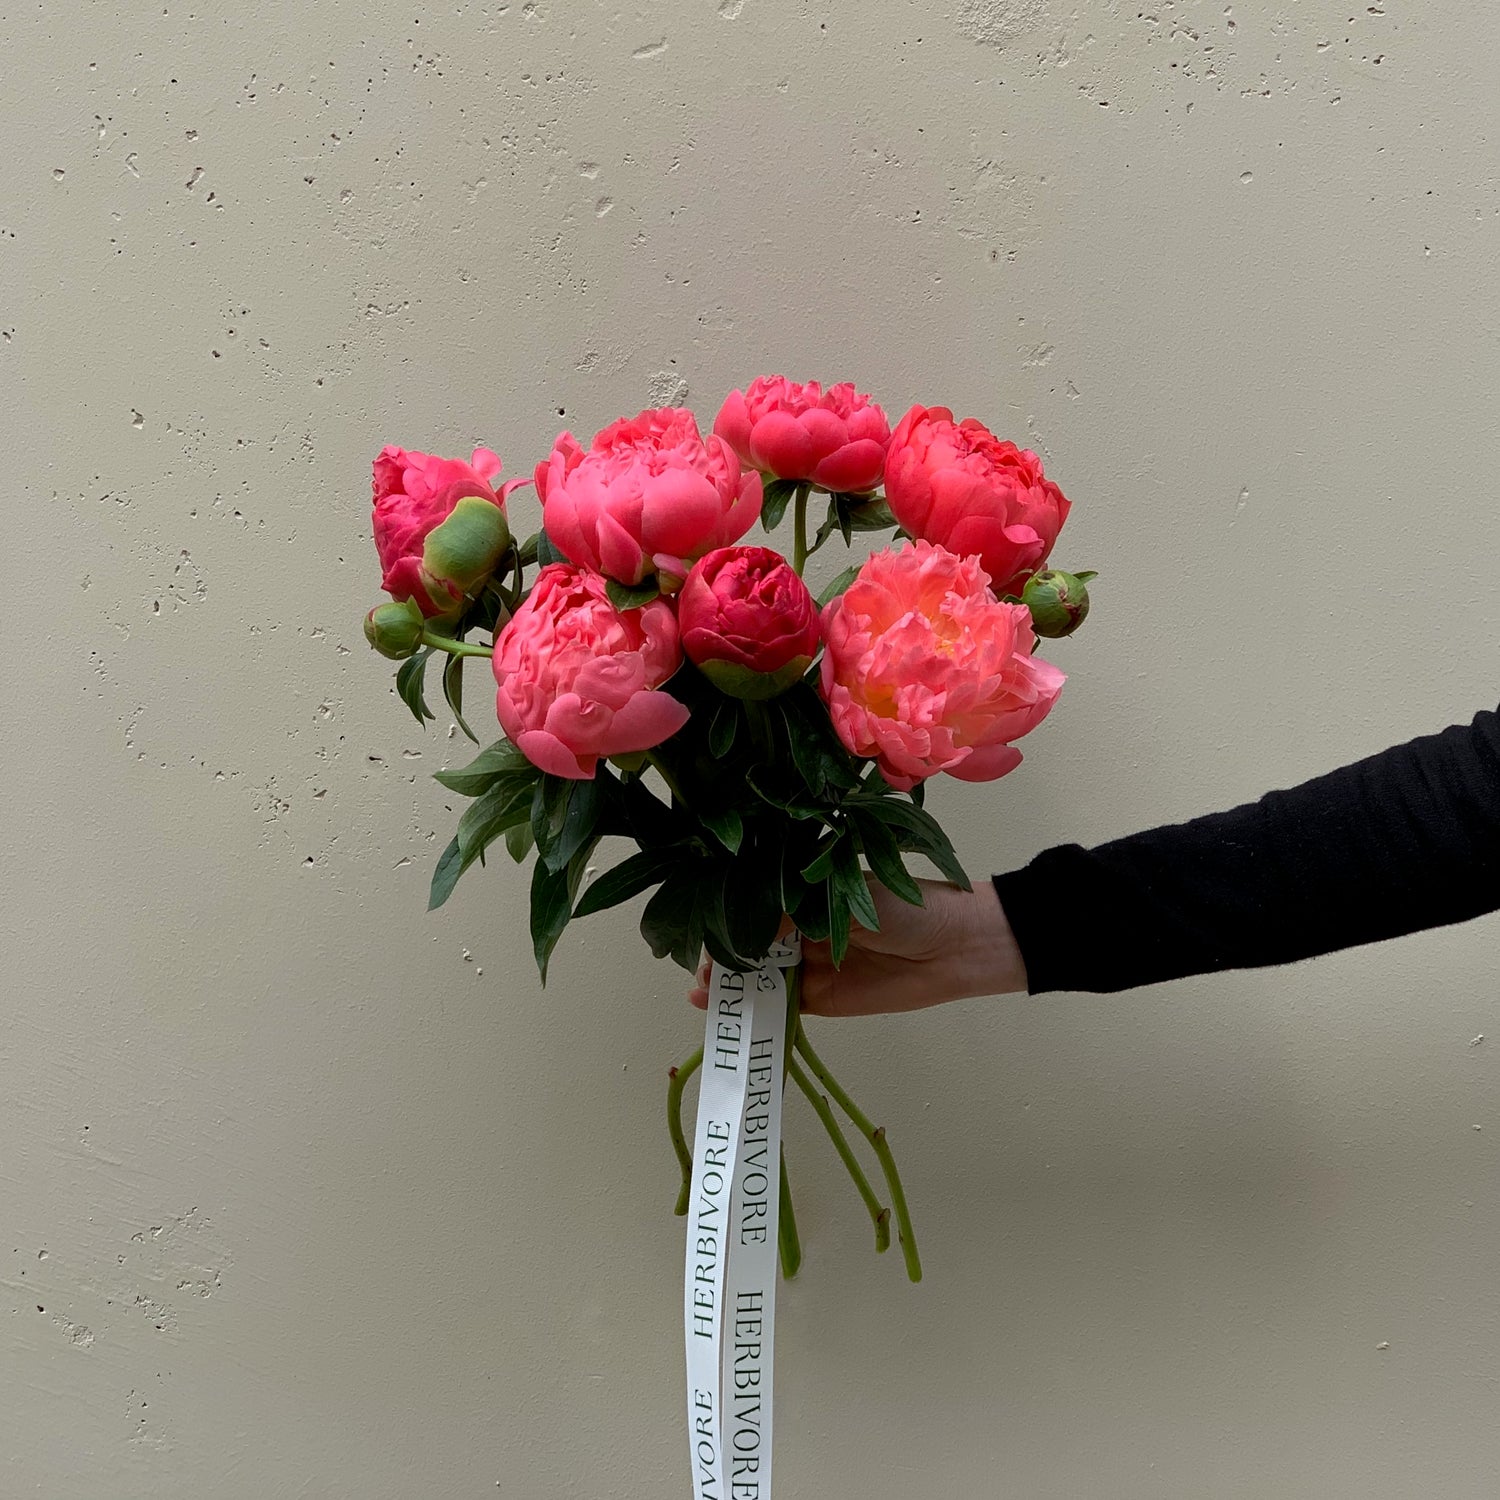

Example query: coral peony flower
[713,376,891,494]
[818,541,1064,791]
[883,406,1070,597]
[535,408,761,590]
[493,564,689,780]
[678,545,822,700]
[373,445,525,618]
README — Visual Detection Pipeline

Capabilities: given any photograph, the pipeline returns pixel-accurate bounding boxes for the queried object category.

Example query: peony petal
[516,728,593,779]
[599,689,691,755]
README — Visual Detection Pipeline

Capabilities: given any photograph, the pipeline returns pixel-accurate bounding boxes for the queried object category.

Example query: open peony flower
[678,545,822,700]
[713,376,891,494]
[883,407,1070,598]
[373,445,525,618]
[535,408,762,590]
[818,541,1064,791]
[493,564,690,780]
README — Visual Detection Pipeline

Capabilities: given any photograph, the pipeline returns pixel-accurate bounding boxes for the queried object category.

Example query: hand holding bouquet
[361,376,1093,1280]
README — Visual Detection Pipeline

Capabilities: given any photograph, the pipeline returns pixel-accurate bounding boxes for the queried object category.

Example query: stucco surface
[6,2,1500,1496]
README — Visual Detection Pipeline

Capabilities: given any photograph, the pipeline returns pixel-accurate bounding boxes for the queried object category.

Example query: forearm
[993,705,1500,994]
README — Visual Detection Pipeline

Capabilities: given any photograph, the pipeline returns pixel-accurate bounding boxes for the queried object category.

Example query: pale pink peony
[535,408,762,590]
[493,564,689,780]
[818,541,1064,791]
[713,376,891,493]
[372,445,526,617]
[883,406,1070,598]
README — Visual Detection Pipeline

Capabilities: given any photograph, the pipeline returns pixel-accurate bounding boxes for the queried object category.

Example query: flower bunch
[358,379,1095,1282]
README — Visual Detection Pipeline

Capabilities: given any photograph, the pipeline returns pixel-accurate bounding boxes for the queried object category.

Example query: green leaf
[396,648,436,726]
[531,775,574,859]
[843,496,897,531]
[794,879,832,943]
[504,821,535,863]
[701,866,752,971]
[573,846,682,918]
[708,699,739,759]
[780,689,860,797]
[724,840,784,964]
[428,836,464,910]
[442,652,479,744]
[760,477,800,532]
[430,778,536,911]
[542,774,605,874]
[535,530,567,568]
[531,838,598,985]
[828,883,852,967]
[800,833,841,885]
[641,866,707,973]
[700,805,743,855]
[516,531,541,567]
[848,808,924,906]
[605,576,662,612]
[849,795,971,889]
[815,563,860,609]
[808,505,842,559]
[457,778,535,864]
[831,835,881,933]
[433,738,534,797]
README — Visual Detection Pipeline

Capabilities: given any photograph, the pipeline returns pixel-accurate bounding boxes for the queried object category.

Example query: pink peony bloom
[818,541,1064,791]
[678,545,822,699]
[714,376,891,494]
[493,564,690,780]
[373,445,526,617]
[535,408,762,590]
[883,406,1071,598]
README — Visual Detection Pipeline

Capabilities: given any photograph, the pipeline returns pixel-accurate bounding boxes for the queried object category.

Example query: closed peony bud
[365,598,426,659]
[372,445,524,619]
[678,545,821,701]
[1022,569,1094,638]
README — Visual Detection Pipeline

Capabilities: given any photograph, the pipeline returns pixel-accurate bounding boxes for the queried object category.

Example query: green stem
[788,1053,890,1253]
[643,749,692,810]
[668,1046,703,1216]
[421,630,493,658]
[778,1145,802,1279]
[792,482,811,576]
[793,1024,922,1283]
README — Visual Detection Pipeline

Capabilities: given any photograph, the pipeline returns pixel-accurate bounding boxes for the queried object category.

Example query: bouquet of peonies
[361,379,1092,1283]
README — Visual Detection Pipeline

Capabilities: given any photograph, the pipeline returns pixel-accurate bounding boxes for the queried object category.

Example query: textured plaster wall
[6,2,1500,1496]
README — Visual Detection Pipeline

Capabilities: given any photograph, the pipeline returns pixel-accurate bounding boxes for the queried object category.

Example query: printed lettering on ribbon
[684,935,799,1500]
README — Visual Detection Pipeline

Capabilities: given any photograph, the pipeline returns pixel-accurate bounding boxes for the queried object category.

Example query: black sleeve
[991,705,1500,994]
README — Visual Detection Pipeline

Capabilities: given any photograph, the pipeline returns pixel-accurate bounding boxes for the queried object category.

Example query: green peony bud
[421,494,513,615]
[1021,569,1095,639]
[364,598,426,659]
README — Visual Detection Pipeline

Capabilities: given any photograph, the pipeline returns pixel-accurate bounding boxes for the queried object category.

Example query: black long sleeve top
[992,705,1500,994]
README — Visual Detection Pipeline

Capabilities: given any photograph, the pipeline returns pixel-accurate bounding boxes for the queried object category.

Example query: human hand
[688,877,1027,1017]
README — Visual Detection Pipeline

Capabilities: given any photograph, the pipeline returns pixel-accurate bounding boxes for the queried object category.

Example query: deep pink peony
[492,564,689,780]
[373,445,526,618]
[535,408,762,590]
[713,376,891,494]
[883,406,1071,598]
[678,545,821,699]
[818,541,1064,791]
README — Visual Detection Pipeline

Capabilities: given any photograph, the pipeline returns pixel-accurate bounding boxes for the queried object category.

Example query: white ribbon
[684,934,800,1500]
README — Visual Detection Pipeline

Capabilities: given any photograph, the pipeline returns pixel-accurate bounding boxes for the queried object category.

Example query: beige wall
[7,2,1500,1495]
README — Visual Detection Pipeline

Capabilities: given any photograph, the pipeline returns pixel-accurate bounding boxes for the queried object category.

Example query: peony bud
[1021,569,1094,638]
[365,598,426,659]
[419,493,512,615]
[679,545,821,701]
[372,445,524,619]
